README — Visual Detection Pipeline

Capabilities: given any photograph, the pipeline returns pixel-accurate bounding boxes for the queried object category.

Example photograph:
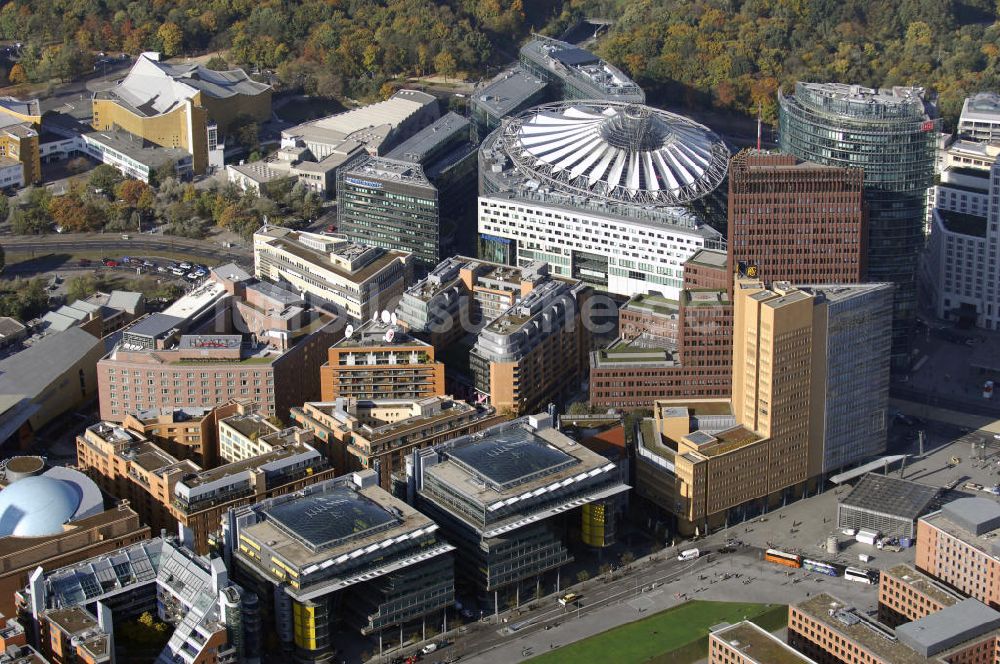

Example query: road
[383,535,880,664]
[0,233,252,274]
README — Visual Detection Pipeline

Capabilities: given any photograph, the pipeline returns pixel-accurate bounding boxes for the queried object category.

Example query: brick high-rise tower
[727,150,866,286]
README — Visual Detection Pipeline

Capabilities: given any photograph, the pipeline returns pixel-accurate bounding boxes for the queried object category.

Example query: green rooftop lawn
[528,600,786,664]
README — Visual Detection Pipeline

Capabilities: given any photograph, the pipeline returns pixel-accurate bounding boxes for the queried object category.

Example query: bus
[677,548,700,561]
[558,593,579,606]
[802,559,839,577]
[844,567,878,585]
[764,549,803,568]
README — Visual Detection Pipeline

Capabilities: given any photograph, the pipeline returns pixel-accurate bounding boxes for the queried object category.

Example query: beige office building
[290,396,504,488]
[253,227,413,321]
[636,274,892,535]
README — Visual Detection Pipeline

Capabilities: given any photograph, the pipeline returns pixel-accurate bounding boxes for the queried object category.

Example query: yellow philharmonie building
[92,53,271,174]
[0,97,41,187]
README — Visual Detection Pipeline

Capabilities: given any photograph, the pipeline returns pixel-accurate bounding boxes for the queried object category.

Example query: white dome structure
[0,475,81,537]
[496,101,729,205]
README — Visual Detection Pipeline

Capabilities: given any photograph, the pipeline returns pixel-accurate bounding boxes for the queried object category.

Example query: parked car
[103,259,119,267]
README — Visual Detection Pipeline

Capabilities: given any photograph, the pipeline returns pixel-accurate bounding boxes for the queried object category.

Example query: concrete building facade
[228,471,455,663]
[290,396,504,489]
[253,226,412,321]
[76,421,337,555]
[923,160,1000,328]
[410,415,628,609]
[319,319,445,402]
[634,275,893,534]
[959,93,1000,142]
[589,249,733,409]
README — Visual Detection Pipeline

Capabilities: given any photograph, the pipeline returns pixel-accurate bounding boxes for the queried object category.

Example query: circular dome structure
[497,101,729,205]
[0,475,82,537]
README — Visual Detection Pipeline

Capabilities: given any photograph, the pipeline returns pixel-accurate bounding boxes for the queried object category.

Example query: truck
[677,548,700,561]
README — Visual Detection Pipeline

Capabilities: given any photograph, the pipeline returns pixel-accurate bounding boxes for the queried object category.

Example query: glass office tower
[779,82,938,369]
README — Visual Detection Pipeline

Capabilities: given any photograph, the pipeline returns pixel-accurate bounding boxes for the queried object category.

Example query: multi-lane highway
[1,233,252,275]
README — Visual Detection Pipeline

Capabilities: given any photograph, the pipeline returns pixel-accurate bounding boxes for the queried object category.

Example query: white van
[678,548,700,561]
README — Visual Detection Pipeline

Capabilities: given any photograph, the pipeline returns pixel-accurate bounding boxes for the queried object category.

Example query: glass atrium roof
[447,428,579,491]
[264,487,399,550]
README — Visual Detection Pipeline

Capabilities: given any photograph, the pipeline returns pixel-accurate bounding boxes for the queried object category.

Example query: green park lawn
[528,600,787,664]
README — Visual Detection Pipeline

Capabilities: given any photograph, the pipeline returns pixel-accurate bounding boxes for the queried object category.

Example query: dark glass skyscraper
[778,82,938,368]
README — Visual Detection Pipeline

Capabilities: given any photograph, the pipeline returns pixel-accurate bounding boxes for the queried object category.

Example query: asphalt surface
[0,233,252,275]
[381,539,878,664]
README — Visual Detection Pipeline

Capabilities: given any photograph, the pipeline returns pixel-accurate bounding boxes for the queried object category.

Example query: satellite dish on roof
[381,310,391,324]
[390,312,398,326]
[372,311,379,324]
[384,328,395,343]
[344,324,354,339]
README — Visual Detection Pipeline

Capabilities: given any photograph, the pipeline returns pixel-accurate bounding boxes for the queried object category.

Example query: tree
[116,179,151,207]
[48,192,106,232]
[89,165,122,194]
[0,194,9,222]
[433,50,457,81]
[7,63,25,85]
[157,22,183,57]
[575,570,590,584]
[566,402,591,416]
[10,209,46,235]
[0,244,5,273]
[205,56,228,71]
[66,274,97,303]
[230,114,260,153]
[620,551,635,568]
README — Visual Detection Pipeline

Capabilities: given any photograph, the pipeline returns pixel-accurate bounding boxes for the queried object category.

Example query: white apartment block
[924,161,1000,328]
[959,92,1000,142]
[477,195,721,300]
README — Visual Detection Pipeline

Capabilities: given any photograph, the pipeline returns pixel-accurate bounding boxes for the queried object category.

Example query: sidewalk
[891,398,1000,433]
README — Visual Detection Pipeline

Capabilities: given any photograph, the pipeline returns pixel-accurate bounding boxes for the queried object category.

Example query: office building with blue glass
[779,82,938,368]
[410,415,629,610]
[228,470,455,662]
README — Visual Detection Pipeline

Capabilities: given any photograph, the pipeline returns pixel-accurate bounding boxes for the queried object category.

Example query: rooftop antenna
[756,102,762,152]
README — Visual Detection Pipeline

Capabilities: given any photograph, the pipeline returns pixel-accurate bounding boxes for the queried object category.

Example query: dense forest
[0,0,539,99]
[555,0,1000,126]
[0,0,998,125]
